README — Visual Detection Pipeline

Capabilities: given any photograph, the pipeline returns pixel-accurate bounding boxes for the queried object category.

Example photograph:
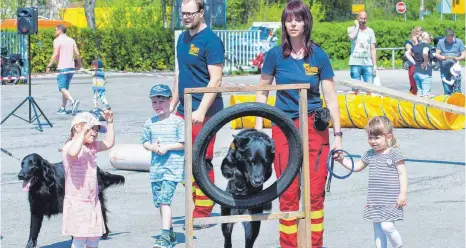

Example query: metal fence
[376,47,405,70]
[214,30,261,69]
[175,29,263,72]
[0,31,29,77]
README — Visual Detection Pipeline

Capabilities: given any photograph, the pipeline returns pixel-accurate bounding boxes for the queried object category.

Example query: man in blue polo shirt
[435,28,465,95]
[169,0,224,229]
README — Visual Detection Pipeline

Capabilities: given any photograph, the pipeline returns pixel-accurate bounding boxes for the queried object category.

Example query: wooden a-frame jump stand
[183,84,312,248]
[182,79,465,248]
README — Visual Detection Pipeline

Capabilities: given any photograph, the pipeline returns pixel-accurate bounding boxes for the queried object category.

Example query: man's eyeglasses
[180,10,200,18]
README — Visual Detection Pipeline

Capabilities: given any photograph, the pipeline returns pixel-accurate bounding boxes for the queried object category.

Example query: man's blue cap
[149,84,172,98]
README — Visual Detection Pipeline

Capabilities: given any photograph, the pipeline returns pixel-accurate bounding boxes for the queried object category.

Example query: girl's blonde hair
[411,26,423,38]
[365,116,399,148]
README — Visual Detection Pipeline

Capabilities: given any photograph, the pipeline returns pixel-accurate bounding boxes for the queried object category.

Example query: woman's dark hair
[281,0,314,59]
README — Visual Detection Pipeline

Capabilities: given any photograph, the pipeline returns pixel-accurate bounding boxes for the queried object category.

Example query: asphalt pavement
[1,69,464,248]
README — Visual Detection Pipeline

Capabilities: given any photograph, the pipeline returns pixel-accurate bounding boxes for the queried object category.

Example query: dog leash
[325,149,355,195]
[1,148,21,161]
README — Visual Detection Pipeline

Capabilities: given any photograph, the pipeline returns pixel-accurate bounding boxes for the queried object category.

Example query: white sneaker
[71,100,80,115]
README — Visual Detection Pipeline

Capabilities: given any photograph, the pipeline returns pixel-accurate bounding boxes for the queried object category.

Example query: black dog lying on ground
[220,129,275,248]
[17,153,125,248]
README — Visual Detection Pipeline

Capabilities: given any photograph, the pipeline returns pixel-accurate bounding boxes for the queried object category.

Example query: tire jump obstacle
[109,79,466,247]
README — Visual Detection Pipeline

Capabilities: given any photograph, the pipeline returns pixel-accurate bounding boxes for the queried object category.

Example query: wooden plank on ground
[185,84,310,94]
[193,211,306,225]
[337,78,466,115]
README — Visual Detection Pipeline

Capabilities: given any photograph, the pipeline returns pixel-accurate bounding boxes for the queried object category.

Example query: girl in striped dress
[336,116,408,248]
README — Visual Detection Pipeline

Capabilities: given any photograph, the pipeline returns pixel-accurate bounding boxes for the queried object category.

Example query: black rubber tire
[192,102,303,209]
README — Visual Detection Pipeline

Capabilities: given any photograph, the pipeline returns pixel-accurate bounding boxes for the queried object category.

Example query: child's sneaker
[71,100,80,115]
[153,234,173,248]
[105,104,111,110]
[57,107,66,115]
[169,231,176,243]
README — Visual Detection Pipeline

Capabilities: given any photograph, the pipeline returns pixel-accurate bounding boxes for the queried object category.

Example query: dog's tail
[97,167,125,189]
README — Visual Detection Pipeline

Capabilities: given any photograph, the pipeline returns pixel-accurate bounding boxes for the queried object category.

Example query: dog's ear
[232,134,250,149]
[269,141,275,155]
[40,158,55,187]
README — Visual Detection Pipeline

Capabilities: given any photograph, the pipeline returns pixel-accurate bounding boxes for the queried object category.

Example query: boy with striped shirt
[142,84,185,248]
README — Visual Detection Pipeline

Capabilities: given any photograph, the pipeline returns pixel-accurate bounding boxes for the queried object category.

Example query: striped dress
[362,148,405,222]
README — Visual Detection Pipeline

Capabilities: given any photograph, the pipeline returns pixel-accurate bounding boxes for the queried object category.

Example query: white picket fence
[175,29,265,72]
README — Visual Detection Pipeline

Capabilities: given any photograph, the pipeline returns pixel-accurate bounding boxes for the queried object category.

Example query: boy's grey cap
[149,84,172,98]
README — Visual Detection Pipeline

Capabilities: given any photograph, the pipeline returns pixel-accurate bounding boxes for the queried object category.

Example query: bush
[312,20,465,63]
[28,26,174,73]
[16,19,466,72]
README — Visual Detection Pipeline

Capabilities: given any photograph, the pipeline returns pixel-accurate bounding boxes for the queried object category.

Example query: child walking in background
[441,62,462,94]
[61,110,114,248]
[336,116,408,248]
[82,60,111,110]
[142,84,185,248]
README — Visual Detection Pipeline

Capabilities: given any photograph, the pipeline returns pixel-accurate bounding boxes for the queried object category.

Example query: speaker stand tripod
[1,35,52,132]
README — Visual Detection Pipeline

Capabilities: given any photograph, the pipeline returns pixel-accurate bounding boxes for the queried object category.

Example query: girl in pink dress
[61,110,114,248]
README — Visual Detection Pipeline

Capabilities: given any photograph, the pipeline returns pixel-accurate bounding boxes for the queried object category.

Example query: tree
[161,0,174,29]
[310,0,352,21]
[84,0,97,29]
[46,0,70,19]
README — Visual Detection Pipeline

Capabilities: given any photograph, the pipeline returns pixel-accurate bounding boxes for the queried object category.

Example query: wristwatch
[334,131,343,137]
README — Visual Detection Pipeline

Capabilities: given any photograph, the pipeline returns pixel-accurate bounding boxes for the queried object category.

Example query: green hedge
[21,19,465,72]
[311,20,465,68]
[29,26,174,73]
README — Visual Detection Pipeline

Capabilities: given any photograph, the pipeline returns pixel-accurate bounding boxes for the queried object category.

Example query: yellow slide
[229,93,465,130]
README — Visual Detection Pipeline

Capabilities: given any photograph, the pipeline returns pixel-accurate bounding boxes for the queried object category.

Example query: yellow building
[452,0,465,14]
[60,8,112,28]
[60,7,165,28]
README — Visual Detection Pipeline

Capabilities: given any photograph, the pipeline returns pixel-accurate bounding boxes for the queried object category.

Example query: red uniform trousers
[408,65,417,95]
[176,112,215,218]
[272,114,329,248]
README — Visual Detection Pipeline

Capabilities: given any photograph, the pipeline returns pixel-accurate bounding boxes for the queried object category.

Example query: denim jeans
[350,65,374,83]
[413,73,432,96]
[441,71,462,95]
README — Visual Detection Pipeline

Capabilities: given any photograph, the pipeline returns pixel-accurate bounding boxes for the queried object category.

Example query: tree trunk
[170,0,176,30]
[162,0,168,28]
[84,0,97,30]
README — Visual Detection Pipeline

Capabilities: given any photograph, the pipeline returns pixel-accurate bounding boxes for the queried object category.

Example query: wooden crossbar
[337,78,466,115]
[184,84,310,94]
[193,211,306,225]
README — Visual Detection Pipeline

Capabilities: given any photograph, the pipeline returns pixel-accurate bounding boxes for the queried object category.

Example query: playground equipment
[229,92,465,130]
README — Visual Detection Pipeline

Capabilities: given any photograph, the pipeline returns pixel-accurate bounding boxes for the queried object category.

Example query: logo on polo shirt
[189,44,200,56]
[303,63,318,75]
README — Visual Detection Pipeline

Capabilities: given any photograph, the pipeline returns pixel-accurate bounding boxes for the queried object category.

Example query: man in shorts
[46,24,81,114]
